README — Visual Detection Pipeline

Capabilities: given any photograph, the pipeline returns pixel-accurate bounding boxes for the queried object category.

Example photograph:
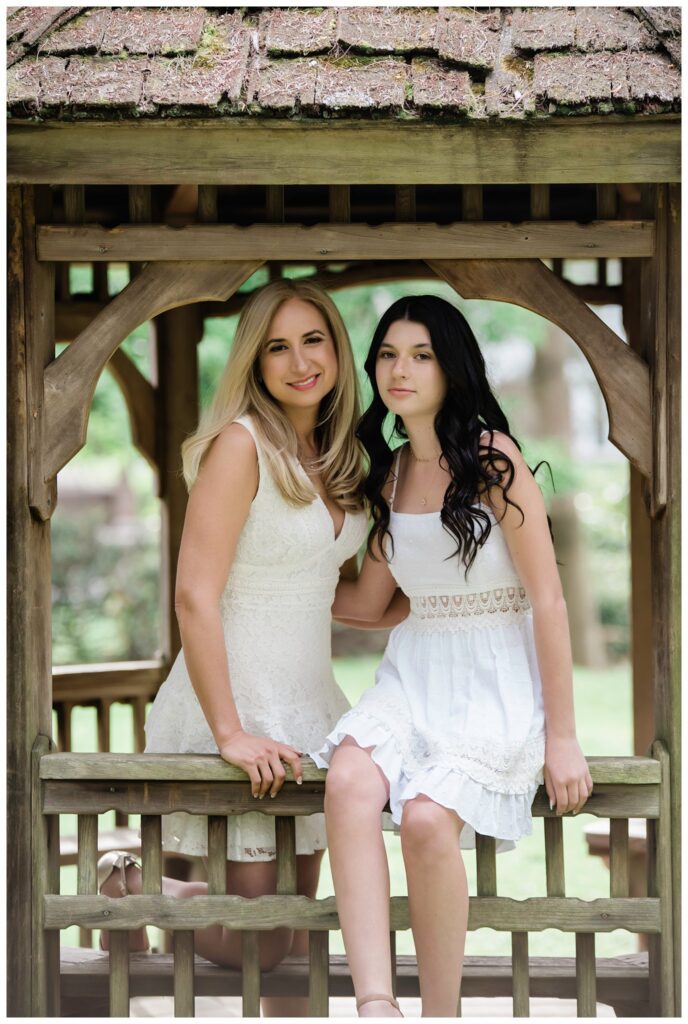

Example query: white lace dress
[144,414,368,861]
[313,446,546,854]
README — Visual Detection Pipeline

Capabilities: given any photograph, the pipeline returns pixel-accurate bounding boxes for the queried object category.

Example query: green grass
[57,659,636,958]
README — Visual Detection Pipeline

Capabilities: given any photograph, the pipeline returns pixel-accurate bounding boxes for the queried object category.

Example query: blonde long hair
[182,279,365,510]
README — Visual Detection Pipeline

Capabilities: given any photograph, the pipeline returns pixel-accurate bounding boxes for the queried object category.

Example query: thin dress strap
[389,447,403,511]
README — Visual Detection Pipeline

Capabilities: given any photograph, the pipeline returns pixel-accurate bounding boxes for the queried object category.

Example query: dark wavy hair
[358,294,551,574]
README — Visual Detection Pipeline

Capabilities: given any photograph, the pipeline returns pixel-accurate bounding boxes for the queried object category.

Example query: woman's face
[259,297,338,413]
[375,319,447,418]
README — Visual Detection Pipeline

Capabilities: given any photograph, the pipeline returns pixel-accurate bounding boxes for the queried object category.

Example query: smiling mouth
[388,387,415,394]
[288,373,321,390]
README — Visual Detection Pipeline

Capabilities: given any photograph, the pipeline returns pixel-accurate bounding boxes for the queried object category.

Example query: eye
[305,335,324,344]
[378,350,394,359]
[267,343,287,353]
[415,352,431,360]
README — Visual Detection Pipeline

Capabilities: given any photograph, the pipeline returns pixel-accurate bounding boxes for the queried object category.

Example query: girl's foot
[357,994,403,1017]
[97,851,149,952]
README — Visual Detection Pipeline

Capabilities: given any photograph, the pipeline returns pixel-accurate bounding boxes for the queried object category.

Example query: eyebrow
[379,341,431,349]
[266,329,326,345]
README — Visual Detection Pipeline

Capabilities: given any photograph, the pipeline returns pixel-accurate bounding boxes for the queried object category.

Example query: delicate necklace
[407,446,443,506]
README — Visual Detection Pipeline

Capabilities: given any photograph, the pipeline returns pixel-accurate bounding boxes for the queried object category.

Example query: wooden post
[648,183,681,1013]
[8,185,55,1015]
[154,305,202,663]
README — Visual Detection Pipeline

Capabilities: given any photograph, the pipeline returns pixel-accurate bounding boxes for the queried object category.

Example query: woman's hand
[218,730,304,798]
[544,734,593,815]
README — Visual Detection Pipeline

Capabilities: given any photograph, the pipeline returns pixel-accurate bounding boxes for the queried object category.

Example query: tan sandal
[97,850,148,951]
[356,993,403,1016]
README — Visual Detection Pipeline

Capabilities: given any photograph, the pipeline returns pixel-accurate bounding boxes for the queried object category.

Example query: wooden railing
[34,742,675,1018]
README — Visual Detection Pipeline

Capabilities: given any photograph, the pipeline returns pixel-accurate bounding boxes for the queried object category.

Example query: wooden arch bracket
[427,258,652,479]
[39,260,263,510]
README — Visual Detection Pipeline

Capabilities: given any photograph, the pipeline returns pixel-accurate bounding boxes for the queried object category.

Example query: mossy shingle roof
[6,6,681,120]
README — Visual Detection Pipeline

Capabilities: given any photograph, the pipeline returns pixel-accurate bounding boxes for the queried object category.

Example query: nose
[289,345,310,376]
[391,356,409,379]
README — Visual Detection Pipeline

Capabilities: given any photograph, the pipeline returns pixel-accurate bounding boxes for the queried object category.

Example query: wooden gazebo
[7,5,680,1018]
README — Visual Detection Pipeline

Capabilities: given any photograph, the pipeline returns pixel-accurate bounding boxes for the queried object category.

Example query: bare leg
[400,796,468,1017]
[261,849,325,1018]
[324,737,401,1018]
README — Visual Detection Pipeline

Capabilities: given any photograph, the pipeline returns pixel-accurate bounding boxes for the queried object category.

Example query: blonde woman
[97,280,402,1014]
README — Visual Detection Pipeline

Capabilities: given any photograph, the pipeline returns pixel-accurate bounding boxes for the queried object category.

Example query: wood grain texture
[77,815,98,896]
[650,740,675,1016]
[141,816,163,896]
[308,931,329,1017]
[173,931,195,1017]
[544,818,566,897]
[428,257,652,477]
[52,660,166,702]
[242,931,260,1017]
[107,347,157,470]
[43,260,262,481]
[511,932,530,1017]
[44,894,661,934]
[609,819,630,898]
[207,817,228,896]
[575,933,597,1017]
[9,118,680,185]
[37,220,654,262]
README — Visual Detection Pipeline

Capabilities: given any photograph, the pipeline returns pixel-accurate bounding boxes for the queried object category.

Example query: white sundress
[313,444,546,854]
[144,414,368,861]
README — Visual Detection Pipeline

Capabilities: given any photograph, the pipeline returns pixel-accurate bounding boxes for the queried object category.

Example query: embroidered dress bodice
[145,414,368,861]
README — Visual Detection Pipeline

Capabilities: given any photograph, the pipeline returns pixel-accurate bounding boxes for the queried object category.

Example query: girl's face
[259,297,338,413]
[375,319,447,418]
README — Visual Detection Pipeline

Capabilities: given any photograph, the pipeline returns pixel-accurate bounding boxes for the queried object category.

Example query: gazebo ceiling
[6,5,681,122]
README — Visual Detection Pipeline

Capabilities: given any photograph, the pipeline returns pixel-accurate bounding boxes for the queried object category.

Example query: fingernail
[270,793,276,799]
[549,801,553,811]
[297,779,302,786]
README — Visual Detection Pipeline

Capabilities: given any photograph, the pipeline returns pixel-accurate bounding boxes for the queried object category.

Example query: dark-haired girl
[312,295,592,1017]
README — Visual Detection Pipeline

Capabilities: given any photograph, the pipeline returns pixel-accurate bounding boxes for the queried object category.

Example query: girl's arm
[174,423,302,796]
[484,432,593,818]
[332,535,399,622]
[335,587,410,629]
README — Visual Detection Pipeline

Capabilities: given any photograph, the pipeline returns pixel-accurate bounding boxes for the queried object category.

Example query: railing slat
[575,933,597,1017]
[207,816,228,895]
[308,930,329,1017]
[173,930,195,1017]
[544,817,566,896]
[511,931,530,1017]
[140,816,162,895]
[275,816,297,895]
[475,833,497,896]
[395,186,416,222]
[609,818,630,897]
[329,185,351,223]
[77,814,98,895]
[241,930,261,1017]
[462,184,483,221]
[197,185,218,223]
[109,931,130,1017]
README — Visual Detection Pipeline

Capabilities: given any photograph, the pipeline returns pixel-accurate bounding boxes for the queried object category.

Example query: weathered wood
[428,257,652,477]
[37,220,655,262]
[395,186,416,222]
[39,752,660,784]
[129,186,153,224]
[25,187,56,518]
[475,834,497,896]
[97,698,112,754]
[55,700,73,752]
[77,815,98,895]
[60,825,142,867]
[8,185,54,1016]
[530,184,550,220]
[328,185,350,223]
[266,185,285,223]
[141,816,162,895]
[52,661,166,702]
[650,186,668,516]
[609,819,630,898]
[109,931,131,1016]
[462,185,483,221]
[544,817,566,896]
[44,894,661,934]
[9,118,680,185]
[107,347,157,470]
[155,302,203,662]
[174,931,195,1017]
[648,740,675,1016]
[648,184,681,1013]
[511,931,530,1017]
[63,184,85,224]
[59,946,651,1003]
[197,186,218,223]
[308,930,329,1017]
[596,184,617,219]
[133,697,147,753]
[275,817,298,895]
[575,933,597,1017]
[43,259,262,482]
[207,817,228,895]
[31,736,57,1016]
[242,930,261,1017]
[93,261,109,302]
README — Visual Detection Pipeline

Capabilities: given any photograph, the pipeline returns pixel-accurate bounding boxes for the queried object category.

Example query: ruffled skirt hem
[311,716,542,854]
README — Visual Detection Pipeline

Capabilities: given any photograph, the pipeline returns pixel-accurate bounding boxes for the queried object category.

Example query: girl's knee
[400,797,463,858]
[324,745,385,811]
[258,928,294,971]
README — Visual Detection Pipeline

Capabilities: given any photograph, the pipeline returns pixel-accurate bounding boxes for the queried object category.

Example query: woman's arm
[484,432,593,817]
[174,423,302,795]
[332,537,399,623]
[335,587,410,629]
